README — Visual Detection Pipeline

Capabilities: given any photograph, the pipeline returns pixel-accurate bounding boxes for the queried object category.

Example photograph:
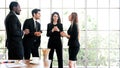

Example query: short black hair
[9,1,19,11]
[32,9,41,16]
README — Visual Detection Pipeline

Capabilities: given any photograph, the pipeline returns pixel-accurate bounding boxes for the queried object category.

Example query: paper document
[6,63,26,67]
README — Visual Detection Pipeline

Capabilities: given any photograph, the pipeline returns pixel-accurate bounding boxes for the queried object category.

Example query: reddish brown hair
[71,12,78,23]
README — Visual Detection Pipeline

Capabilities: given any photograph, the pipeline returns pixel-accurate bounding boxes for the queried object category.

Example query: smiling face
[50,12,61,24]
[53,14,58,22]
[34,11,41,20]
[14,4,21,15]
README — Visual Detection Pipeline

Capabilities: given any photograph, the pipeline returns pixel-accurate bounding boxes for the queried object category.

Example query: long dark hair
[50,12,61,24]
[71,12,78,23]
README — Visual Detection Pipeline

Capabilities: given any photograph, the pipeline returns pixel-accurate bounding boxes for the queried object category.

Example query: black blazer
[47,23,63,48]
[67,23,80,47]
[5,11,23,48]
[23,18,42,47]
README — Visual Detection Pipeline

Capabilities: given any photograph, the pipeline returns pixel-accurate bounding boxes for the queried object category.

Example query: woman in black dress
[61,12,80,68]
[47,12,63,68]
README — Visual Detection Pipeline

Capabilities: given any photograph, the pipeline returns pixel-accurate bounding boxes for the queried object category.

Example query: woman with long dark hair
[47,12,63,68]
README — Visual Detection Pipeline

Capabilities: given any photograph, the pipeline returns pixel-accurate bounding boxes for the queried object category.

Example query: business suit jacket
[47,23,63,68]
[23,18,42,44]
[67,23,80,47]
[22,18,42,59]
[4,11,24,59]
[47,23,63,48]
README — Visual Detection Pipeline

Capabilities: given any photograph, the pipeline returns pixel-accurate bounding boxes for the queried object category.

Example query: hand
[60,31,70,39]
[60,31,66,37]
[54,26,60,32]
[24,29,30,35]
[34,32,42,36]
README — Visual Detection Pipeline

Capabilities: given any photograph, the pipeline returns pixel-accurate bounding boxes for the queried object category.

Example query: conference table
[0,60,50,68]
[0,49,51,68]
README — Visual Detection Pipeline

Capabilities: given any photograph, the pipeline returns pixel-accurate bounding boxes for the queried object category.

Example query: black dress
[67,23,80,61]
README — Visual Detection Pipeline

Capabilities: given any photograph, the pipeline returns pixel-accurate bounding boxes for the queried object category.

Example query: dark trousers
[24,41,40,59]
[8,41,24,60]
[49,47,63,68]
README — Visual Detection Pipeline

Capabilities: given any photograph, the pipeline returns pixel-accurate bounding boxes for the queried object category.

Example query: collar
[33,18,37,22]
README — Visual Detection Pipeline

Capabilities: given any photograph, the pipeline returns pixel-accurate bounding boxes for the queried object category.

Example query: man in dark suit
[4,1,24,59]
[22,9,42,59]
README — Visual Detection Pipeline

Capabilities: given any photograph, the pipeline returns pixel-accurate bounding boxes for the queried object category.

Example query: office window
[0,0,120,68]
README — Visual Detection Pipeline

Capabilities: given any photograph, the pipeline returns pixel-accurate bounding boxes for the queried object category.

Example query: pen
[0,61,15,64]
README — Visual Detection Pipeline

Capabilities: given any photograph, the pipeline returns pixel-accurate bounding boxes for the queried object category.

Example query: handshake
[60,31,70,39]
